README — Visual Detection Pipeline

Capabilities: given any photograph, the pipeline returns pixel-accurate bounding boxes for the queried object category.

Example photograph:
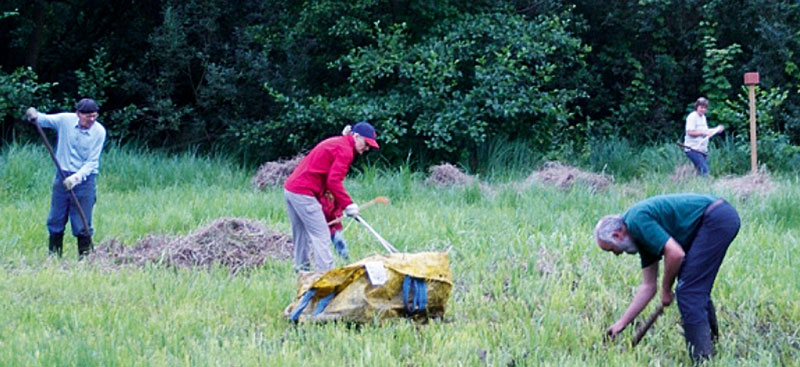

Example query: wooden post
[744,72,759,173]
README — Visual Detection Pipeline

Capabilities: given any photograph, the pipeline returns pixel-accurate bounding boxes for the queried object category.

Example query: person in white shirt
[683,97,723,176]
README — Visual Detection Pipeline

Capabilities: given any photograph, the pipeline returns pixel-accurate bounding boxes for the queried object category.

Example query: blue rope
[313,292,336,316]
[289,289,317,322]
[402,275,428,315]
[415,278,427,312]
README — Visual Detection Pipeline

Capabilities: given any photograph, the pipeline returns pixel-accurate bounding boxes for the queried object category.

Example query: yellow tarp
[283,251,453,323]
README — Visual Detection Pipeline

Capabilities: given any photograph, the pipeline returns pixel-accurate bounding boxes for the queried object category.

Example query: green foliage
[713,85,789,135]
[709,135,751,174]
[72,48,145,139]
[1,9,18,19]
[0,143,53,199]
[74,48,117,107]
[0,66,57,123]
[2,0,800,162]
[755,132,800,172]
[702,133,800,175]
[247,11,590,165]
[471,137,541,181]
[575,0,698,141]
[699,22,742,104]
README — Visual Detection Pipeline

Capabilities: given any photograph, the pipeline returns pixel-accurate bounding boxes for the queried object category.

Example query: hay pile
[88,218,293,274]
[714,168,776,199]
[526,162,612,192]
[670,163,698,183]
[425,163,475,188]
[252,154,304,190]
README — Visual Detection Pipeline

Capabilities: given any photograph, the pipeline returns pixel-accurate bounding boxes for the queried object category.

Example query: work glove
[63,174,81,191]
[342,125,352,135]
[331,231,349,260]
[344,203,359,217]
[25,107,38,122]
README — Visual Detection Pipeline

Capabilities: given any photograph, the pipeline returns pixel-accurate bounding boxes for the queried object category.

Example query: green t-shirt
[622,193,717,268]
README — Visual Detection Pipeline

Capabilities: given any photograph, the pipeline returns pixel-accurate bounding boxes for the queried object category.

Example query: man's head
[351,121,379,154]
[694,97,709,116]
[75,98,99,129]
[594,215,638,256]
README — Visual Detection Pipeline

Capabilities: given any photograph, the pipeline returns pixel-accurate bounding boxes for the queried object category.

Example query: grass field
[1,143,798,366]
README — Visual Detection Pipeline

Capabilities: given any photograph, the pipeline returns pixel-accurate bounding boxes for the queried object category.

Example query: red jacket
[284,135,356,216]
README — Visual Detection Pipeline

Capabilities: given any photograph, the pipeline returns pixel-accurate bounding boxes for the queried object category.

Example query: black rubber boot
[48,232,64,257]
[707,300,719,344]
[77,235,93,259]
[684,322,714,364]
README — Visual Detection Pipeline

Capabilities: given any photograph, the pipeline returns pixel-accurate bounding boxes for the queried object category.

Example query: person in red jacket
[283,121,379,271]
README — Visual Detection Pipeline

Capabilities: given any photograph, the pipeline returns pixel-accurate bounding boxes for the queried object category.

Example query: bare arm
[660,238,685,306]
[687,125,724,138]
[607,262,658,337]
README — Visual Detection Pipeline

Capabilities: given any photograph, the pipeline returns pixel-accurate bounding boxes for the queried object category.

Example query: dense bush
[0,0,798,170]
[243,11,590,164]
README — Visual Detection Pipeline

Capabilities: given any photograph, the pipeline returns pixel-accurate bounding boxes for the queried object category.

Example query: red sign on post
[744,72,759,85]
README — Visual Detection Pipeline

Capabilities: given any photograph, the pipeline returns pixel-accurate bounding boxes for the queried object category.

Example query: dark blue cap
[352,121,379,149]
[75,98,99,113]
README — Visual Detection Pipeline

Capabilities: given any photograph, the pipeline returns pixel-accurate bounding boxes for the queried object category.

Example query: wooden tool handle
[327,196,389,226]
[631,304,665,347]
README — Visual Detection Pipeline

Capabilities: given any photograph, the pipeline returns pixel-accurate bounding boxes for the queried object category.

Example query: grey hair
[594,214,624,244]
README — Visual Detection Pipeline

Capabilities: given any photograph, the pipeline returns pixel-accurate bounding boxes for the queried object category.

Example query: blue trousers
[47,172,96,237]
[676,201,740,326]
[685,150,710,176]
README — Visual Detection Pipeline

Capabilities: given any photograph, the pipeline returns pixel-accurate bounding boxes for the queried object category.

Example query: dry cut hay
[88,218,293,274]
[526,161,612,192]
[714,167,776,199]
[425,163,475,188]
[252,154,305,190]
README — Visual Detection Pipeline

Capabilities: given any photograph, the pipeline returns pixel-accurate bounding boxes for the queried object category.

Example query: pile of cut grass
[88,217,292,274]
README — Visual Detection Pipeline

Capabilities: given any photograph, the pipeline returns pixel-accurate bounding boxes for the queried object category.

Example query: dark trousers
[685,150,710,176]
[676,201,740,360]
[47,172,96,237]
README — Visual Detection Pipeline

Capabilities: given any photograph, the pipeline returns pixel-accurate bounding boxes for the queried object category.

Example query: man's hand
[707,125,724,137]
[63,174,81,190]
[342,125,352,135]
[345,203,359,217]
[605,323,626,341]
[25,107,38,122]
[661,288,674,306]
[331,231,349,260]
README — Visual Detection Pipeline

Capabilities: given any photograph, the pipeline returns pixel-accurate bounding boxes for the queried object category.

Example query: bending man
[594,193,740,362]
[26,98,107,258]
[283,121,379,272]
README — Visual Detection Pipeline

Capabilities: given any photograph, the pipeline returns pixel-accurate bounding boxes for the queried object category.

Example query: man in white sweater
[683,97,724,176]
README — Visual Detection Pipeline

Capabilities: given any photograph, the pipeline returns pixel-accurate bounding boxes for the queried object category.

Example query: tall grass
[1,142,798,366]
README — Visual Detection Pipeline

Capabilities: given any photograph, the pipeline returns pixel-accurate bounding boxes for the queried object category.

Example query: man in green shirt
[594,193,740,362]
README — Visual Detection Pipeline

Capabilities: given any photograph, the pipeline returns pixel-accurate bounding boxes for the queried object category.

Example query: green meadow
[1,143,798,366]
